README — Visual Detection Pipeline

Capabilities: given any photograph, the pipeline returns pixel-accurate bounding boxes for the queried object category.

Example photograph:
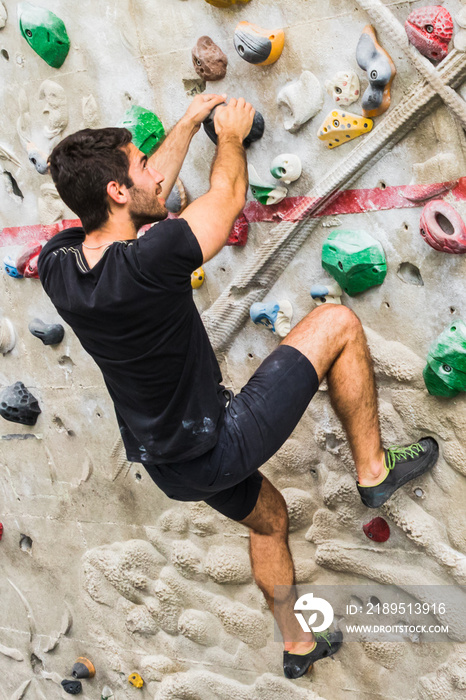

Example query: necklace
[82,241,115,250]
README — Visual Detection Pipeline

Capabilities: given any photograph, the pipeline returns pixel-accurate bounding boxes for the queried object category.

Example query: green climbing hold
[18,2,70,68]
[321,229,387,296]
[117,106,165,157]
[423,320,466,397]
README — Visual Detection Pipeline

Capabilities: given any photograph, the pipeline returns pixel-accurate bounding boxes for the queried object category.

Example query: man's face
[124,142,168,229]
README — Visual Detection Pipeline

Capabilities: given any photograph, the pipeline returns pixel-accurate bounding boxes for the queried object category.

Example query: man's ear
[107,180,129,205]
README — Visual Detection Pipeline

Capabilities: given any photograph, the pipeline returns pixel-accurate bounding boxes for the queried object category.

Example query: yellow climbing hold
[128,672,144,688]
[317,110,373,149]
[191,266,205,289]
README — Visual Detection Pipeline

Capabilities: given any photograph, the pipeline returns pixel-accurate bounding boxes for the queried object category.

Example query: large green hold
[322,229,387,296]
[117,106,165,157]
[18,2,70,68]
[423,321,466,397]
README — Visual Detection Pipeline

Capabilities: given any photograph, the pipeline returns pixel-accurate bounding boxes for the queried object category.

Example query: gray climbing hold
[27,148,49,174]
[0,381,41,426]
[165,178,187,215]
[203,105,264,148]
[61,679,82,695]
[28,318,64,345]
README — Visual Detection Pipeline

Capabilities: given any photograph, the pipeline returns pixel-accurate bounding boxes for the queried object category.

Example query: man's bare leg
[239,476,315,650]
[238,305,386,657]
[238,304,434,661]
[281,304,386,486]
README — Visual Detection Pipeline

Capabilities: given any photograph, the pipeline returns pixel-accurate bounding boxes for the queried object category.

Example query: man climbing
[38,94,439,680]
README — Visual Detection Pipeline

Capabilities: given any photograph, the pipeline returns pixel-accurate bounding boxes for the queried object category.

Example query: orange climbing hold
[72,656,96,678]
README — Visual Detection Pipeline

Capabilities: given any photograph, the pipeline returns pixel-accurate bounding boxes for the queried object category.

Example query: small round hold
[61,679,82,695]
[72,656,95,679]
[191,266,205,289]
[362,516,390,542]
[101,686,115,700]
[203,105,264,149]
[270,154,302,184]
[128,672,144,688]
[28,318,65,345]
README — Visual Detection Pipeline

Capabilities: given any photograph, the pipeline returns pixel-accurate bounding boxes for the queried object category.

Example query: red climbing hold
[0,523,3,541]
[16,241,43,278]
[227,213,248,246]
[420,200,466,253]
[405,6,453,62]
[363,517,390,542]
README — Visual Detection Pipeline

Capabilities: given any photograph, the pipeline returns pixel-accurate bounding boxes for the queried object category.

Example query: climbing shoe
[357,436,439,508]
[283,630,343,679]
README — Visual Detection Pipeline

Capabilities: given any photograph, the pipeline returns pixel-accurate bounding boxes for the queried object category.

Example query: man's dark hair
[48,128,134,233]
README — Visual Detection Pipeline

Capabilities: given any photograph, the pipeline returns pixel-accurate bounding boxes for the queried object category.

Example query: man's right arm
[179,98,254,264]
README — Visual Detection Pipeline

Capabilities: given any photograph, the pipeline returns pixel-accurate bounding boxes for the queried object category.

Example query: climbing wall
[1,0,466,697]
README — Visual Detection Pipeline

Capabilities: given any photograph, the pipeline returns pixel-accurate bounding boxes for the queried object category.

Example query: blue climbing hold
[4,256,23,279]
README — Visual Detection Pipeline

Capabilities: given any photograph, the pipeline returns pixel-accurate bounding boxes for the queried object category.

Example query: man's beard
[128,185,168,230]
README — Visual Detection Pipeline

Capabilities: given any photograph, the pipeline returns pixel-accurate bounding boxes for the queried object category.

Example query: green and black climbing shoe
[283,630,343,679]
[357,436,439,509]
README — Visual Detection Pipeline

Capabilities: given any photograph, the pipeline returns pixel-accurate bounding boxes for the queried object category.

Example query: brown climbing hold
[192,36,227,81]
[72,656,95,679]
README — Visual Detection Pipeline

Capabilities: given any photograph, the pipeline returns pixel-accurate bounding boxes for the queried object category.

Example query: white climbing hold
[39,79,69,140]
[0,317,15,354]
[38,183,64,225]
[82,94,100,128]
[248,164,287,205]
[277,71,324,133]
[0,2,7,29]
[310,281,343,306]
[454,10,466,52]
[325,70,360,106]
[270,153,302,184]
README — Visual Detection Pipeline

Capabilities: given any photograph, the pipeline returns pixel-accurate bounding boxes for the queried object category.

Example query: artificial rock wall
[1,0,466,698]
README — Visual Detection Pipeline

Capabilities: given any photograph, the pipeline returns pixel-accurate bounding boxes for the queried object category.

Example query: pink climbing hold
[420,200,466,253]
[16,241,43,278]
[405,6,453,62]
[363,517,390,542]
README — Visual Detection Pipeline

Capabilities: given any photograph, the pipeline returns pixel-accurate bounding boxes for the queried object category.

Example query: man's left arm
[148,93,226,201]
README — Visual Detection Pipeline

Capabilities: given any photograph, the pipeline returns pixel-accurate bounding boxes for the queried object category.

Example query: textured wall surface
[1,0,466,698]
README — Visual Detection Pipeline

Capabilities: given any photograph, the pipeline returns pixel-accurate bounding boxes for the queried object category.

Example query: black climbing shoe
[283,630,343,679]
[357,437,439,509]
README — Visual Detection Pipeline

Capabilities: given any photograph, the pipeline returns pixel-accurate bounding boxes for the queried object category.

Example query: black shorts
[144,345,319,521]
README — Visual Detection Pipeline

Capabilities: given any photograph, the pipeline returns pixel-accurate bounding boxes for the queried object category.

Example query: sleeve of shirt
[133,218,203,290]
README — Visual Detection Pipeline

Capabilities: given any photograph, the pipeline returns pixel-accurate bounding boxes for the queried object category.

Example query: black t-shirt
[37,219,226,465]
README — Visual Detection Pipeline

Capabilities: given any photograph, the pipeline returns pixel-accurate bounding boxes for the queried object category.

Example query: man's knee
[312,303,361,337]
[243,479,289,537]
